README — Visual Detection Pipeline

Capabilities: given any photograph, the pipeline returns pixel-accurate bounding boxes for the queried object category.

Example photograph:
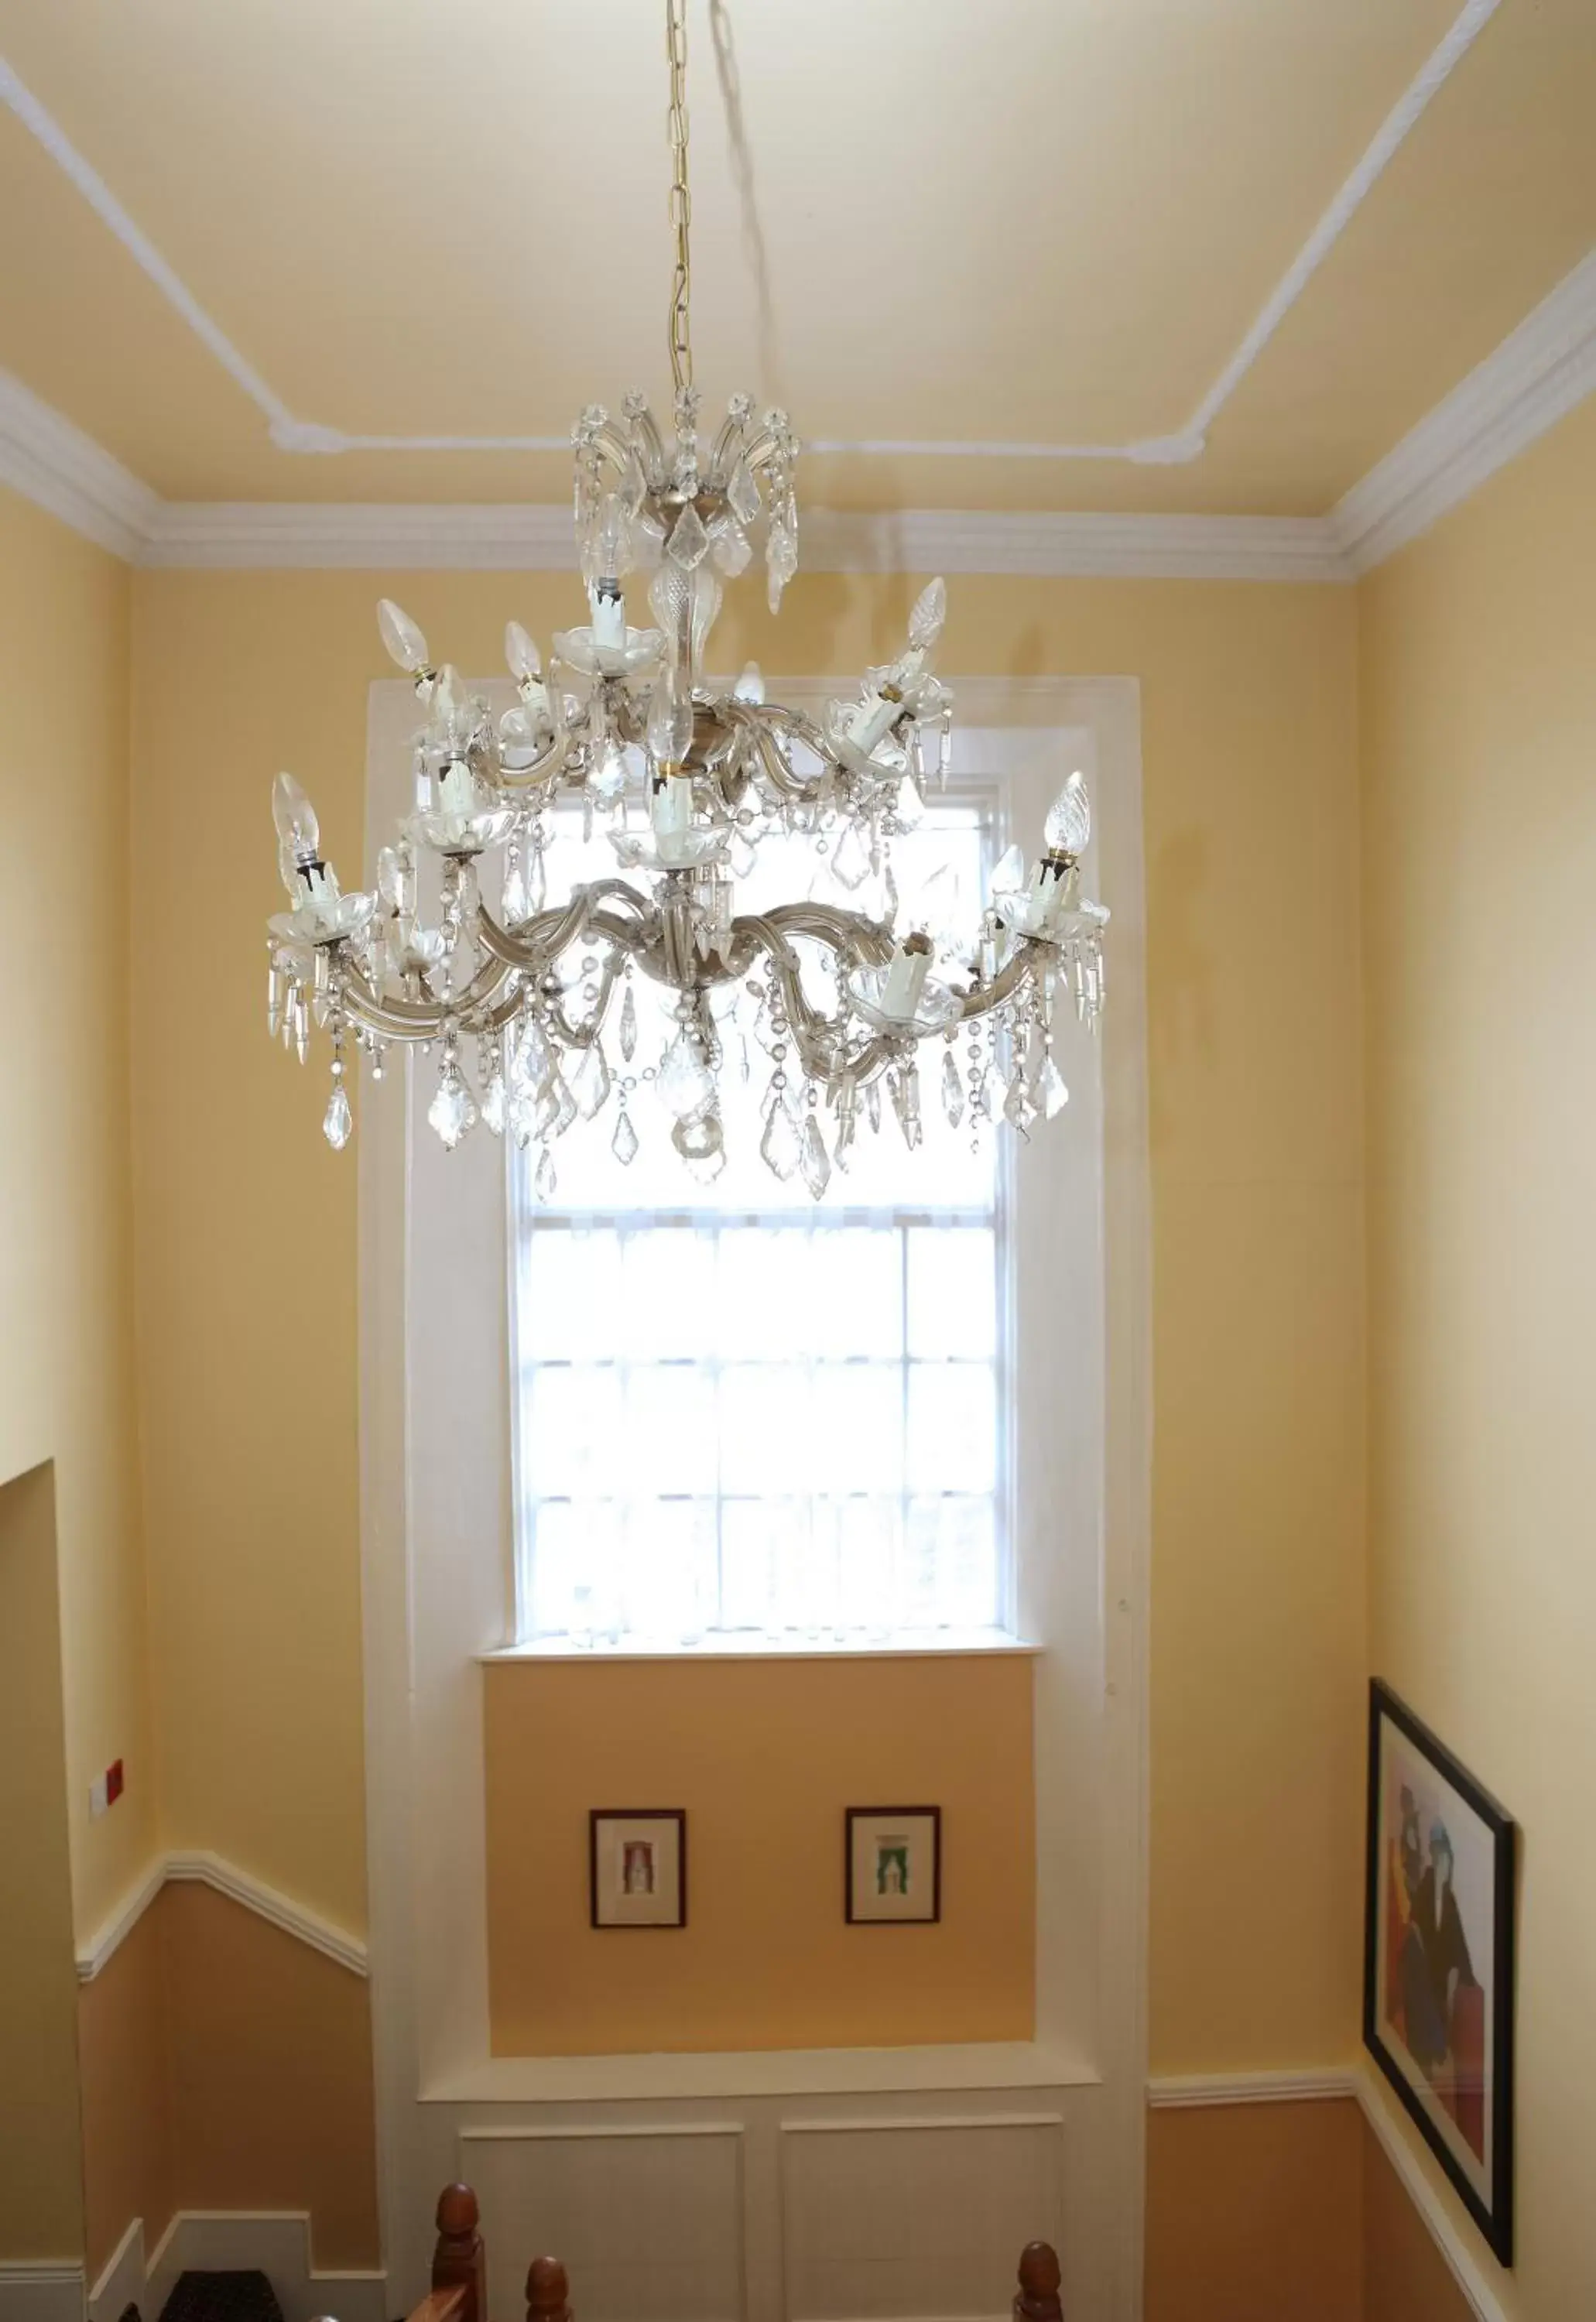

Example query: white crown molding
[0,368,157,559]
[139,497,1351,581]
[2,2,1497,469]
[74,1848,368,1983]
[1332,244,1596,572]
[1143,2064,1508,2322]
[4,247,1593,580]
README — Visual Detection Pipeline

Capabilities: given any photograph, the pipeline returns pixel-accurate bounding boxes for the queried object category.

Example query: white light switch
[89,1771,109,1818]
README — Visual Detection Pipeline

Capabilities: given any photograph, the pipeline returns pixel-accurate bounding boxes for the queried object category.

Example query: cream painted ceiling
[0,0,1591,515]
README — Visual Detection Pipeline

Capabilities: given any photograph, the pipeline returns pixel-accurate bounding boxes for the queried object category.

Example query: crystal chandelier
[265,0,1108,1196]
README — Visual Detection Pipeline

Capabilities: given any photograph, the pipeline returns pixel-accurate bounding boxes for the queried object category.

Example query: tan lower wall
[76,1881,379,2276]
[0,1465,84,2265]
[1146,2098,1477,2322]
[1361,2115,1473,2322]
[1145,2100,1365,2322]
[77,1894,176,2283]
[485,1653,1034,2053]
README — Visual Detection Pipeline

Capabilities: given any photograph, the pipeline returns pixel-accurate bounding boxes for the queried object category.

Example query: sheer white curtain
[509,803,1006,1646]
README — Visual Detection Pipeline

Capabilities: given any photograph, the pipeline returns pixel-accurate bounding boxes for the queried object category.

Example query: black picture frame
[1364,1680,1516,2265]
[589,1808,688,1930]
[844,1805,942,1924]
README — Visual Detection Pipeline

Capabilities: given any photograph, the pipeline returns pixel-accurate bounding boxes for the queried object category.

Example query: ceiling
[0,0,1592,517]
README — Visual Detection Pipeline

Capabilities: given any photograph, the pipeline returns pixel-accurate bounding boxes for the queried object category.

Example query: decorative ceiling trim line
[1331,245,1596,573]
[74,1846,368,1981]
[0,0,1498,467]
[0,365,157,558]
[139,498,1351,581]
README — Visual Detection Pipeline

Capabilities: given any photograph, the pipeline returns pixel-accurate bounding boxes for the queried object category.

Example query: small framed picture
[1364,1681,1516,2263]
[590,1809,687,1929]
[846,1806,941,1924]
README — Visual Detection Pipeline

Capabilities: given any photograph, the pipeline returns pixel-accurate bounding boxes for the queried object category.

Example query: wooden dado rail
[412,2183,1066,2322]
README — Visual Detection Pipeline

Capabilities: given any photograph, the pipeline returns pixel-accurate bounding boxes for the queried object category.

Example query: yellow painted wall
[77,1893,175,2283]
[1145,2099,1365,2322]
[0,1465,85,2265]
[128,564,1365,2078]
[0,488,155,1939]
[485,1654,1033,2053]
[1359,392,1596,2317]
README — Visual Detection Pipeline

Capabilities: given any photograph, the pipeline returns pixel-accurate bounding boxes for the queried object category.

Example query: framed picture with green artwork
[846,1806,941,1924]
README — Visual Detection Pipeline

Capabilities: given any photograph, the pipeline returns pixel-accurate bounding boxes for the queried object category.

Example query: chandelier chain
[666,0,694,394]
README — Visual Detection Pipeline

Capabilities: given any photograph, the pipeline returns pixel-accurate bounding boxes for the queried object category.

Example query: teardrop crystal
[657,1029,716,1121]
[799,1114,831,1201]
[829,817,871,891]
[618,985,639,1061]
[1036,1055,1070,1119]
[890,1065,923,1152]
[666,501,710,570]
[759,1095,803,1182]
[728,458,761,526]
[611,1106,640,1166]
[480,1069,507,1136]
[323,1081,352,1150]
[427,1069,477,1151]
[567,1042,611,1122]
[941,1048,964,1127]
[534,1147,557,1203]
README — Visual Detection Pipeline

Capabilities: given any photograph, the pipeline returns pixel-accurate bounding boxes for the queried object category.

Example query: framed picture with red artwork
[590,1808,687,1928]
[1364,1680,1516,2264]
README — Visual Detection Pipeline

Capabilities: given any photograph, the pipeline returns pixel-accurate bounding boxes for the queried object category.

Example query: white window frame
[359,673,1150,2320]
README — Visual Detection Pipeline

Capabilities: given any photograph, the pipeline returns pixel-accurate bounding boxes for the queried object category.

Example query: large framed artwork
[1364,1680,1516,2263]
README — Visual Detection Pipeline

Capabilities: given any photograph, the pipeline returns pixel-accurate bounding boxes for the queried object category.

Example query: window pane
[810,1365,904,1495]
[719,1365,811,1494]
[907,1226,996,1359]
[906,1362,997,1495]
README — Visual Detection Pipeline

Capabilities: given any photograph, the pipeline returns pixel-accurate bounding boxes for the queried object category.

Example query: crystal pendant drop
[428,1068,478,1150]
[666,502,710,569]
[480,1069,507,1136]
[1036,1055,1069,1119]
[829,817,871,890]
[567,1041,611,1121]
[865,1077,882,1132]
[658,1029,715,1121]
[323,1081,352,1150]
[799,1113,831,1201]
[759,1094,803,1181]
[672,1109,725,1175]
[1003,1072,1036,1132]
[728,457,761,526]
[618,985,639,1062]
[941,1047,964,1127]
[611,1105,640,1166]
[534,1147,557,1203]
[890,1064,923,1151]
[502,854,528,926]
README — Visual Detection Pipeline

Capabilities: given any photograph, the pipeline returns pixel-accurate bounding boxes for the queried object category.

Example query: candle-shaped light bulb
[581,494,632,591]
[505,622,542,687]
[733,660,765,705]
[880,930,934,1022]
[907,577,947,653]
[1043,771,1091,857]
[272,771,320,861]
[377,599,430,675]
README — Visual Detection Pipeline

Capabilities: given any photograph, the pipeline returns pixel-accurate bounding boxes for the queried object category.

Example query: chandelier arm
[953,945,1046,1022]
[334,953,520,1043]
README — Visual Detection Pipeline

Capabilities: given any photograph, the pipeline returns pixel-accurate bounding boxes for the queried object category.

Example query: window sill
[424,2036,1093,2105]
[479,1626,1041,1666]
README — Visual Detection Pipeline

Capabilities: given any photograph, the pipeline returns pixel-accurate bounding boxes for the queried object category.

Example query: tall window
[510,801,1009,1646]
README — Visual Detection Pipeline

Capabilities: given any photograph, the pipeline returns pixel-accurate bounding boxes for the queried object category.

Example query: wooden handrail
[1014,2241,1063,2322]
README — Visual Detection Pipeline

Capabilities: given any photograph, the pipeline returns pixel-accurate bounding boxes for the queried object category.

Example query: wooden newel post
[433,2183,488,2322]
[526,2256,572,2322]
[1014,2242,1063,2322]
